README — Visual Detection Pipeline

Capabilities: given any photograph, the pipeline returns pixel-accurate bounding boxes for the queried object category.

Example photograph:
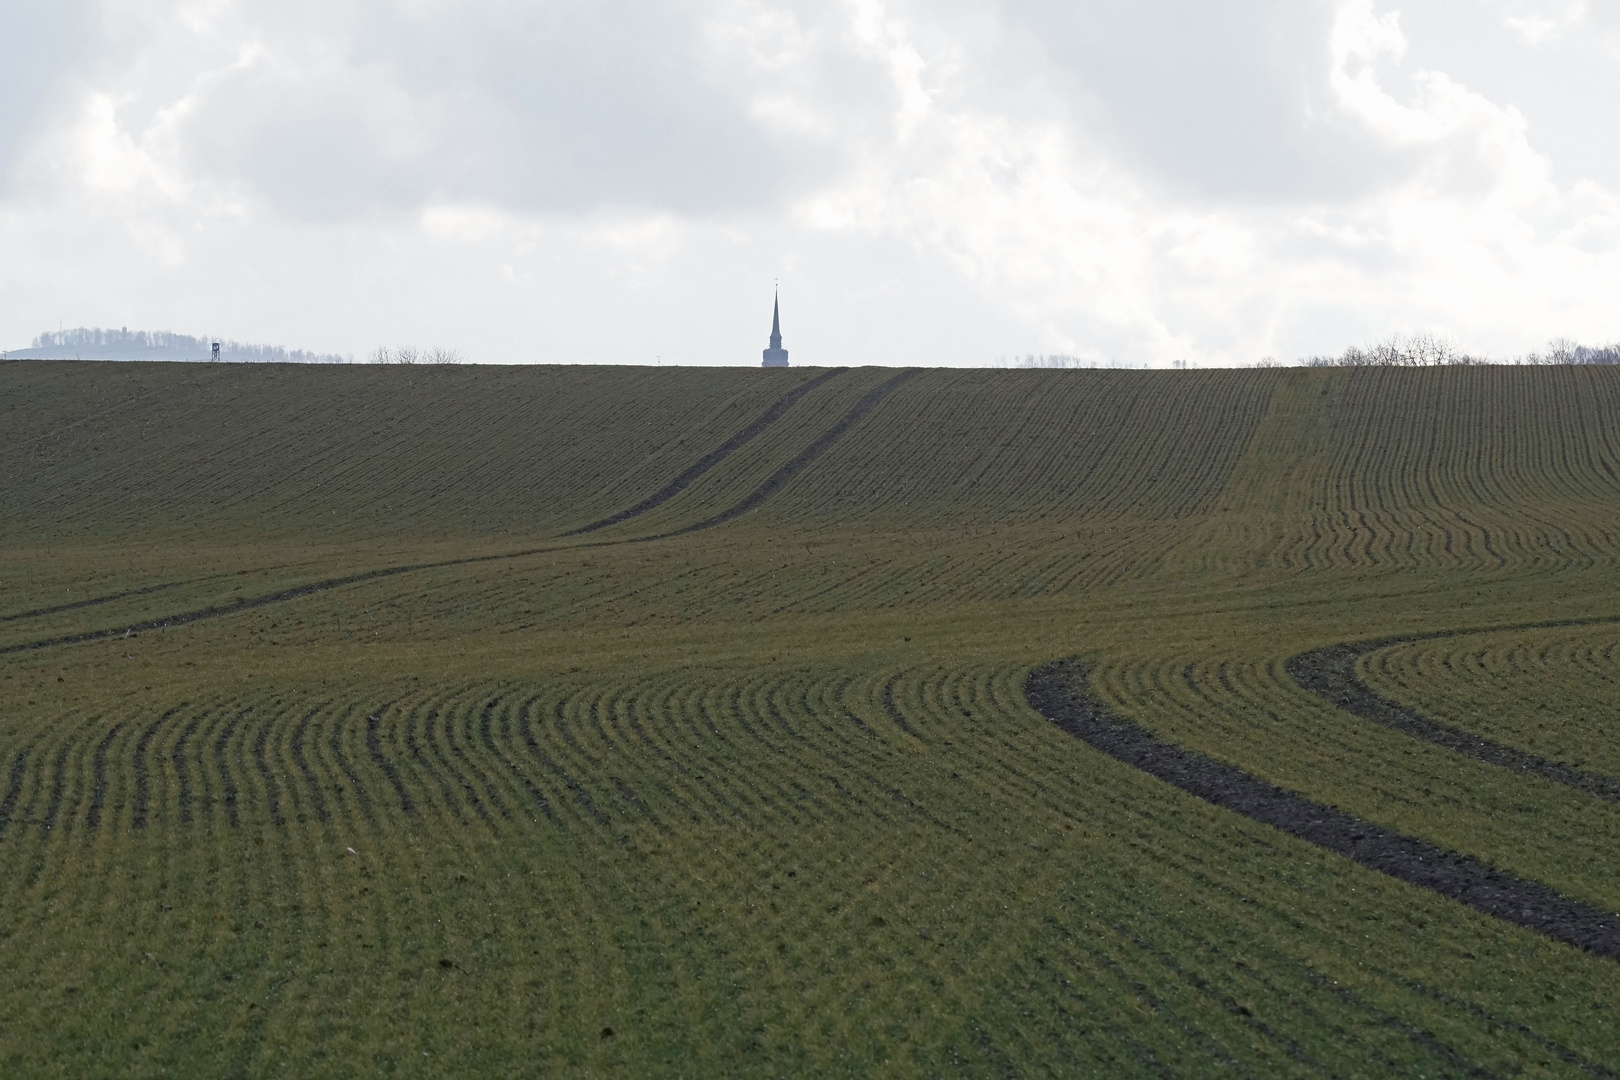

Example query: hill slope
[3,360,1620,1077]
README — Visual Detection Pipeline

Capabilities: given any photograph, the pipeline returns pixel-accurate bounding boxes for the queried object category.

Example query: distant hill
[3,326,347,363]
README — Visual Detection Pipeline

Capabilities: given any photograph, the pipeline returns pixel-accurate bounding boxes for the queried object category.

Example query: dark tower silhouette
[762,291,789,367]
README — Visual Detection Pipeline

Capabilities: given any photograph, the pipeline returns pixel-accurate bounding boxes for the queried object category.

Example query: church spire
[762,289,790,367]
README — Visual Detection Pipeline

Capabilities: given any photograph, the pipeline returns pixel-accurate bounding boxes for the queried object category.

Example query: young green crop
[6,360,1620,1076]
[1363,624,1620,778]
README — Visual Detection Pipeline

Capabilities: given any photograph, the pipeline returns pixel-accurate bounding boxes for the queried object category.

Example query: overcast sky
[2,1,1618,366]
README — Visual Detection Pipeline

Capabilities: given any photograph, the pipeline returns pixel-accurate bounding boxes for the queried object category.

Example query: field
[5,359,1620,1076]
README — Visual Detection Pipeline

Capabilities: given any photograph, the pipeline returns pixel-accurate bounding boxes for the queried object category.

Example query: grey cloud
[0,1,67,172]
[1002,0,1418,203]
[4,0,1619,366]
[1399,1,1620,190]
[171,2,889,221]
[177,59,433,221]
[30,0,1554,221]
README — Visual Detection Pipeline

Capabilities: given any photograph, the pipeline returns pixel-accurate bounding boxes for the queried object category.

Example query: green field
[5,359,1620,1077]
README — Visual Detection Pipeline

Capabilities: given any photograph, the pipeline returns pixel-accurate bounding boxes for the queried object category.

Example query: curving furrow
[610,681,725,826]
[1361,625,1620,781]
[285,701,331,824]
[423,690,501,824]
[1289,629,1620,802]
[854,662,1576,1073]
[1109,649,1620,915]
[1026,659,1620,962]
[6,656,1620,1071]
[486,693,558,823]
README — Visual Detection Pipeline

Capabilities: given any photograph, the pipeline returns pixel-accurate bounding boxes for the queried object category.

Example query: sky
[2,1,1619,367]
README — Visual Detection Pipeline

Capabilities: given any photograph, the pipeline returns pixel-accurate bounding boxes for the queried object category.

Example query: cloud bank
[2,0,1618,365]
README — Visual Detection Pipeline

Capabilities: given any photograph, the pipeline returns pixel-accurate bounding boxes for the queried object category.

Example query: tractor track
[563,366,848,535]
[647,369,921,538]
[1025,658,1620,963]
[0,577,210,625]
[1287,616,1620,801]
[0,369,911,658]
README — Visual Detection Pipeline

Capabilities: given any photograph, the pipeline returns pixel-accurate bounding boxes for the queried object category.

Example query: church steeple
[762,289,790,367]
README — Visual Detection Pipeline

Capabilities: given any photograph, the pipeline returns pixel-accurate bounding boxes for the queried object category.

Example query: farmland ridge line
[562,366,848,535]
[1025,658,1620,962]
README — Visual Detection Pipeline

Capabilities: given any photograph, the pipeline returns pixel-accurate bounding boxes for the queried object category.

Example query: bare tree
[371,345,464,365]
[1303,333,1477,367]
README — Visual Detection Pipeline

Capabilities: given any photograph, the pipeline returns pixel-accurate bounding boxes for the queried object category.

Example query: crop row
[738,368,1277,529]
[1360,623,1620,780]
[1030,659,1620,958]
[1328,366,1620,512]
[7,505,1605,662]
[0,361,822,548]
[297,520,1190,637]
[1289,636,1620,803]
[0,675,947,844]
[0,365,920,643]
[566,367,851,535]
[1172,366,1620,577]
[4,664,1615,1073]
[12,365,1620,625]
[1084,647,1620,915]
[0,369,926,651]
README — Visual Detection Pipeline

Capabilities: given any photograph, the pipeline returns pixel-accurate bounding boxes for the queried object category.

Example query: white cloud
[1497,0,1588,44]
[1,0,1619,365]
[419,204,513,243]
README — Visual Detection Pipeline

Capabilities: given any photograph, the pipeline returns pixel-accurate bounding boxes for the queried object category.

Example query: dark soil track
[0,578,205,625]
[654,369,921,537]
[1287,623,1620,801]
[1025,658,1620,962]
[0,553,561,658]
[563,366,848,535]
